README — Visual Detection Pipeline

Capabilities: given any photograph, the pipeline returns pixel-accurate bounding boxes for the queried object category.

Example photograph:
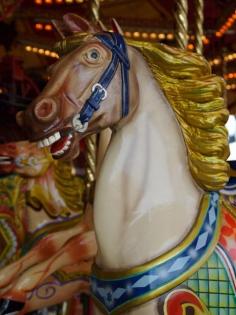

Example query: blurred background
[0,0,236,149]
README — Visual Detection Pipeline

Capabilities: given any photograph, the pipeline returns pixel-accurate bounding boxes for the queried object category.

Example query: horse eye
[86,49,100,62]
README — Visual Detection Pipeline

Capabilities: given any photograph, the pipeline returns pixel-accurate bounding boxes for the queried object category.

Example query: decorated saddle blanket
[91,192,236,314]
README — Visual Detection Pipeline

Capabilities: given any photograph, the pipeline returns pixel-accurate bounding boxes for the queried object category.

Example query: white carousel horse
[15,14,234,315]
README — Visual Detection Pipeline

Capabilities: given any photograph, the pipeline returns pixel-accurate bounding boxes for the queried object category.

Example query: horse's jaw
[94,52,202,270]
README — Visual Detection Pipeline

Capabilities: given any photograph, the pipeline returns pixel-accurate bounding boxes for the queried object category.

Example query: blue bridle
[72,32,130,133]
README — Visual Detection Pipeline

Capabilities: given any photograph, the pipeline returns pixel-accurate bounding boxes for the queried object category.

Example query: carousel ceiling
[0,0,236,109]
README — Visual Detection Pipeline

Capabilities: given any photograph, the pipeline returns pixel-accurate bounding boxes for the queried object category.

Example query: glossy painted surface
[16,15,233,315]
[0,141,96,313]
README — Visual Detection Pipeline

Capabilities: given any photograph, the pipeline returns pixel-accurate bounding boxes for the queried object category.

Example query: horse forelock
[54,32,90,57]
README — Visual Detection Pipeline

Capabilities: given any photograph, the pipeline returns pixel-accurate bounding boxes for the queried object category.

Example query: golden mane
[53,160,85,214]
[128,40,229,191]
[26,153,84,217]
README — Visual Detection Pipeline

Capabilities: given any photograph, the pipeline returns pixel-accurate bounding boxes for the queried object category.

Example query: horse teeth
[37,131,61,149]
[42,138,50,147]
[48,135,56,144]
[54,132,61,141]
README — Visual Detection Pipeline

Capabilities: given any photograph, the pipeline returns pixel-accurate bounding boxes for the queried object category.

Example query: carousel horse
[220,161,236,265]
[16,13,235,315]
[0,141,96,313]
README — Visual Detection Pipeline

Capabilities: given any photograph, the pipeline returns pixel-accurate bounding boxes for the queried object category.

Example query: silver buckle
[72,114,88,133]
[92,83,107,100]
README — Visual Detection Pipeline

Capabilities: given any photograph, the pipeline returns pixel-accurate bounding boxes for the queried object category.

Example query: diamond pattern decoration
[113,288,126,299]
[91,193,220,314]
[97,287,108,298]
[168,256,191,272]
[209,207,217,226]
[133,275,159,288]
[195,231,209,251]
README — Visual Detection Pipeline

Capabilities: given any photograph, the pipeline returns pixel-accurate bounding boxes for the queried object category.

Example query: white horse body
[94,51,201,283]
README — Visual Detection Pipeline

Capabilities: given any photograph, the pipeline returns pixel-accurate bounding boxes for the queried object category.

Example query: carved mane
[27,148,84,217]
[128,40,230,191]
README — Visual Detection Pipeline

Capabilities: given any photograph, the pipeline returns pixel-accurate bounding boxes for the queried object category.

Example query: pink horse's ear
[63,14,97,33]
[52,19,71,39]
[111,18,124,35]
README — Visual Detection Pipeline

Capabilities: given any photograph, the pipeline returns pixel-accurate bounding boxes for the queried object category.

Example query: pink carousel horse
[0,141,96,314]
[15,14,235,315]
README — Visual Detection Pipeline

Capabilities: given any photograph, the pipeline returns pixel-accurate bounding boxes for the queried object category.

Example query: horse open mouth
[37,128,73,159]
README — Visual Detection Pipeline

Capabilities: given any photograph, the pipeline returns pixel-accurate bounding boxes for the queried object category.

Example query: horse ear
[63,13,96,33]
[52,19,72,39]
[111,18,124,35]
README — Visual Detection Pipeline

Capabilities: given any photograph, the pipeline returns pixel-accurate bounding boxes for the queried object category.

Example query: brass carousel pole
[85,1,100,202]
[89,0,100,23]
[194,0,204,54]
[175,0,189,49]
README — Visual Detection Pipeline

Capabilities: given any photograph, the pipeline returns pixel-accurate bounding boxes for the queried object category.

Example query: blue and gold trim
[91,192,222,314]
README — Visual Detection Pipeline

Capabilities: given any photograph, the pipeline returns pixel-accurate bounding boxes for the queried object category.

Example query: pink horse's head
[0,141,52,177]
[16,14,138,160]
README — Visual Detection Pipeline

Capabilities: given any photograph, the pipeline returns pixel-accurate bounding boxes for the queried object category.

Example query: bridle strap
[73,32,130,131]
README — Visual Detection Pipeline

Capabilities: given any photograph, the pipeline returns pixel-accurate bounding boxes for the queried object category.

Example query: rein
[72,32,130,133]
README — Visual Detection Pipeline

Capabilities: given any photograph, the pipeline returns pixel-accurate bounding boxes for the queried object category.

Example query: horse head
[0,141,52,176]
[17,14,229,192]
[17,14,139,160]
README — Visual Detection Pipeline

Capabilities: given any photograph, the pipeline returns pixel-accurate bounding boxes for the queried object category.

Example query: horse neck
[94,54,202,269]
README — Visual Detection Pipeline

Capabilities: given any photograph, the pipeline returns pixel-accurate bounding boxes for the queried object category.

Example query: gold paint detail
[29,215,83,242]
[54,268,90,283]
[54,33,89,56]
[0,175,26,245]
[92,195,221,315]
[93,193,220,278]
[54,161,85,213]
[85,135,97,202]
[90,0,100,23]
[175,0,188,49]
[87,0,100,201]
[26,160,85,218]
[195,0,204,55]
[127,39,229,191]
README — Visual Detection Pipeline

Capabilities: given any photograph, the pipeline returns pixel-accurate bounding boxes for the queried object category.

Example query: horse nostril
[34,99,57,122]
